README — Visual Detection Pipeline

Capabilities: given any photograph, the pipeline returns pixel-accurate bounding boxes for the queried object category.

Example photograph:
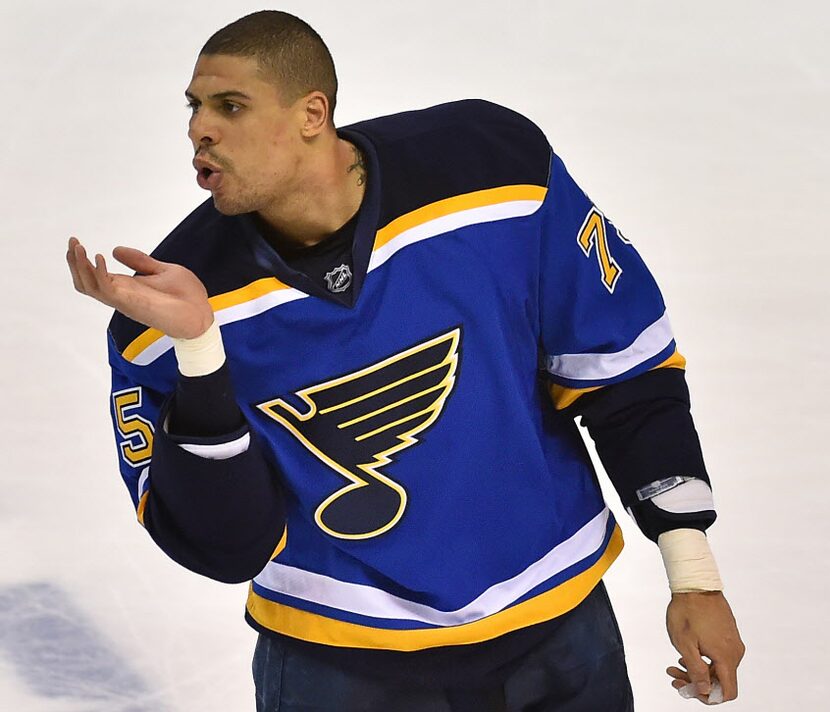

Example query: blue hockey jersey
[107,100,684,651]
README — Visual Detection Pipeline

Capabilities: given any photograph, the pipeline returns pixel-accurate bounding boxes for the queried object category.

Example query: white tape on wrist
[171,320,226,377]
[658,528,724,593]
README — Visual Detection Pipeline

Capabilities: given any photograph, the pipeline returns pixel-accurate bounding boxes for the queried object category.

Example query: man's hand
[67,237,214,339]
[666,591,745,704]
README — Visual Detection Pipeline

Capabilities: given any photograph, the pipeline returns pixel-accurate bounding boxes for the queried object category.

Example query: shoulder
[148,198,229,270]
[346,99,547,148]
[341,100,552,222]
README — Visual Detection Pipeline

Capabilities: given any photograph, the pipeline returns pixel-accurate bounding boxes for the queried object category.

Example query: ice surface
[1,1,828,710]
[0,583,161,711]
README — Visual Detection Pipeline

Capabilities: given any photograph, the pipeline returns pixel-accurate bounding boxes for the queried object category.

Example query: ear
[300,91,330,138]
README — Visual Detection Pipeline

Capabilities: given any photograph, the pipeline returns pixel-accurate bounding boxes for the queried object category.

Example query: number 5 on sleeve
[113,387,155,467]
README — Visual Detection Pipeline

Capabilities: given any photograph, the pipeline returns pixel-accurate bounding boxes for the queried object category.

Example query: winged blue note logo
[257,328,461,539]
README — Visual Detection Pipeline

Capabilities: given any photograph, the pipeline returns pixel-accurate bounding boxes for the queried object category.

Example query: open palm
[67,237,214,339]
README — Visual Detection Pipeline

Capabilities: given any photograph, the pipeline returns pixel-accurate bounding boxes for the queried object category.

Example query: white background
[1,1,828,710]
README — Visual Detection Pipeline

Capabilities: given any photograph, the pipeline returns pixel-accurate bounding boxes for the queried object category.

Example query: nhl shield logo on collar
[324,263,352,293]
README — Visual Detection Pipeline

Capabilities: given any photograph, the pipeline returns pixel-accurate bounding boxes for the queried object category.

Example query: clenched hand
[666,591,745,704]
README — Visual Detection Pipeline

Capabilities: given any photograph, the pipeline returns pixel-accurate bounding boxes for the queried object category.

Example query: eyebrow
[185,90,253,102]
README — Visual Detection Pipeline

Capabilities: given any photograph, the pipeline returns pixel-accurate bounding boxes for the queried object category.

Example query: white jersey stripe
[545,311,674,382]
[253,508,610,626]
[131,334,174,367]
[368,200,544,273]
[214,286,308,330]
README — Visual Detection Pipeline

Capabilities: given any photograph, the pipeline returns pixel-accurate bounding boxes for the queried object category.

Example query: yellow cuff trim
[271,527,288,560]
[548,349,687,411]
[136,490,149,526]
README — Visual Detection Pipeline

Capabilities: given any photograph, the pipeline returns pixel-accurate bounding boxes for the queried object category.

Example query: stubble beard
[212,180,269,217]
[212,192,247,216]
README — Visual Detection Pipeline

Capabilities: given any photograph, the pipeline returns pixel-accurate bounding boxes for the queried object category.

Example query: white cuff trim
[178,432,250,461]
[137,467,150,499]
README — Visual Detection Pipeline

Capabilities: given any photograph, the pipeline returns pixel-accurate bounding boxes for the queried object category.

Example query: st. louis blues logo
[257,329,461,540]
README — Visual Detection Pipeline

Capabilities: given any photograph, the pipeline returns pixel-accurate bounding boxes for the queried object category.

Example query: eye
[222,101,242,115]
[185,101,200,114]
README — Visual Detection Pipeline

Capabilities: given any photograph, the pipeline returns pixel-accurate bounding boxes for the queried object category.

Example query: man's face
[185,53,304,216]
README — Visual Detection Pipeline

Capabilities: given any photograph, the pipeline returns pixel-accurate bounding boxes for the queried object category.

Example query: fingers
[112,246,163,275]
[66,237,120,308]
[666,665,690,681]
[95,252,108,277]
[66,237,85,292]
[666,665,690,692]
[67,239,101,296]
[670,658,726,705]
[679,649,712,696]
[713,659,739,702]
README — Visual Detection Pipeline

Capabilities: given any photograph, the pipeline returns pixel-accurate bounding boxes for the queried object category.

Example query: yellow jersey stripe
[374,185,548,252]
[208,276,291,312]
[655,349,686,371]
[121,186,546,364]
[245,524,622,651]
[123,327,166,364]
[548,382,603,411]
[122,277,291,363]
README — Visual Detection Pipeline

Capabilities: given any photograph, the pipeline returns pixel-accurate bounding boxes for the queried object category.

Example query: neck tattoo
[347,144,367,187]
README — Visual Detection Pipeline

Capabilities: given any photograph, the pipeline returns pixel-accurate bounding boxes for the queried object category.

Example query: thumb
[112,246,165,275]
[682,653,712,696]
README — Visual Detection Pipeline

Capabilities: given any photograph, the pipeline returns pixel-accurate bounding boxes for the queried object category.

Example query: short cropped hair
[201,11,338,119]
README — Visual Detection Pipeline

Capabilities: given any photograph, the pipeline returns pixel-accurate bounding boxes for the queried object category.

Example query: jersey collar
[234,129,380,309]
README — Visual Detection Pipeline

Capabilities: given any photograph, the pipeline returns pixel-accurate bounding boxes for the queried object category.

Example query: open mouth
[196,165,223,191]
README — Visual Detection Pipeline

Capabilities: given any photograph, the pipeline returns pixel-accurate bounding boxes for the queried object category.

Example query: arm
[570,370,745,703]
[71,237,286,582]
[536,155,744,703]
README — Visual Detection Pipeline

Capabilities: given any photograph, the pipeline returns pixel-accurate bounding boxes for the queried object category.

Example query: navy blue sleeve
[572,367,717,541]
[143,394,286,583]
[168,362,245,437]
[108,332,286,583]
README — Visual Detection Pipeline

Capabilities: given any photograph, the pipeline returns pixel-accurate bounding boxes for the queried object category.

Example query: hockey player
[67,10,744,711]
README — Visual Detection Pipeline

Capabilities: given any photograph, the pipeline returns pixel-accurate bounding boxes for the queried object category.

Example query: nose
[188,110,219,147]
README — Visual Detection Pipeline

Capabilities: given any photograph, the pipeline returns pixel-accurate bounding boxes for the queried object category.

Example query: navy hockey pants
[252,582,635,711]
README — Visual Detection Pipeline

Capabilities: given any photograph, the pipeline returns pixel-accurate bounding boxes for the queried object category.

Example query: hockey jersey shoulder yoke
[343,99,551,226]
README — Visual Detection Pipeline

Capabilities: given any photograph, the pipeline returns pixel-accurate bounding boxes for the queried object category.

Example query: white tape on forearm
[658,528,724,593]
[171,320,226,377]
